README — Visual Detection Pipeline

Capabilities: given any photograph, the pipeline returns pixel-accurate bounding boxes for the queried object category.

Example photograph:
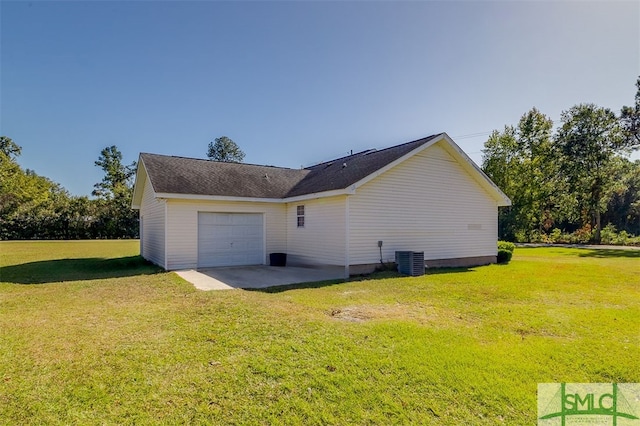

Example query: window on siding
[297,205,305,228]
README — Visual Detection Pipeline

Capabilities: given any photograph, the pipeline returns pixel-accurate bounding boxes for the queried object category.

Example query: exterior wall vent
[395,251,425,276]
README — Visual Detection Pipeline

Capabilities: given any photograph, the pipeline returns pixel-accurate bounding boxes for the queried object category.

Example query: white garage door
[198,213,264,268]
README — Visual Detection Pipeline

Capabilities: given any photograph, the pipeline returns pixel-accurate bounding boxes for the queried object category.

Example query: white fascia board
[131,157,149,210]
[283,187,354,203]
[155,193,284,204]
[155,188,355,204]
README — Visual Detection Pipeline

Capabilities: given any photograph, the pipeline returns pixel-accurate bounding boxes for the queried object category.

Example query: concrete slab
[175,269,235,291]
[175,265,345,291]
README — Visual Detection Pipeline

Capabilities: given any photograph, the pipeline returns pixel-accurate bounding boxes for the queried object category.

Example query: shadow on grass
[247,267,474,293]
[577,249,640,259]
[244,278,347,293]
[1,256,162,284]
[425,266,475,275]
[354,267,474,279]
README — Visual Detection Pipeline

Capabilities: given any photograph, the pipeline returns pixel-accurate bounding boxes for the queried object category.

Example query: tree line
[3,84,638,246]
[0,135,246,240]
[482,77,640,244]
[0,139,138,240]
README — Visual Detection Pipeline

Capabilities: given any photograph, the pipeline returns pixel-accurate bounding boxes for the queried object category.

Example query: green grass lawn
[1,241,638,425]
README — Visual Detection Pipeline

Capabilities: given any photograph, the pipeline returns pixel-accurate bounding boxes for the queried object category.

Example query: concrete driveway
[175,265,345,290]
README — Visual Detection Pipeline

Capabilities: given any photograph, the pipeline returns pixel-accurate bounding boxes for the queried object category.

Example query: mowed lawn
[1,241,638,425]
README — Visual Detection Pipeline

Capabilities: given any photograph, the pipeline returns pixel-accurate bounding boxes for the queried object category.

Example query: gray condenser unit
[395,251,425,276]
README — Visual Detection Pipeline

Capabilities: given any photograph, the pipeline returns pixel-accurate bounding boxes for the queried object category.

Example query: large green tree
[515,108,559,232]
[0,136,21,159]
[602,158,640,236]
[482,77,640,243]
[555,104,625,243]
[0,137,76,239]
[92,146,138,238]
[482,126,519,239]
[620,76,640,150]
[482,108,559,240]
[0,137,48,222]
[206,136,245,163]
[0,139,140,240]
[92,145,136,199]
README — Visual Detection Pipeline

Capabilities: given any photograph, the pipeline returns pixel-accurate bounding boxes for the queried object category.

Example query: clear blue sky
[2,1,638,196]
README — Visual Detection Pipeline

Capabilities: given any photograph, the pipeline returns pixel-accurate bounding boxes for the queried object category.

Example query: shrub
[497,241,515,264]
[614,230,629,245]
[528,230,544,243]
[514,231,528,243]
[507,224,639,246]
[498,241,515,253]
[548,228,562,243]
[572,225,594,244]
[497,249,513,264]
[600,224,617,245]
[555,231,572,244]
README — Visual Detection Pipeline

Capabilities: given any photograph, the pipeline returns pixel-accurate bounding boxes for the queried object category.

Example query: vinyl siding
[286,195,346,266]
[139,175,165,267]
[348,142,498,265]
[165,200,286,270]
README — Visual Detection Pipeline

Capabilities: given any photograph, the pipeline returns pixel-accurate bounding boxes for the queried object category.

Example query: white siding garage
[197,212,264,268]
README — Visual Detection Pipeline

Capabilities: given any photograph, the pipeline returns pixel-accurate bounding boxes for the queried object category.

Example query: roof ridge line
[304,133,442,169]
[140,152,300,171]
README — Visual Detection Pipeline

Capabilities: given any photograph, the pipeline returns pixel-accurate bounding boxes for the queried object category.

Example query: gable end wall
[348,143,498,266]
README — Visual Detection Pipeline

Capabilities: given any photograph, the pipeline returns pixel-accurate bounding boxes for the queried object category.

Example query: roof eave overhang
[155,193,286,203]
[154,187,355,204]
[283,187,355,203]
[131,156,148,210]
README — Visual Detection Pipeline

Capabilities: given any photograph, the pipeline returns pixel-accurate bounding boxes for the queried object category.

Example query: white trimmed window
[297,205,305,228]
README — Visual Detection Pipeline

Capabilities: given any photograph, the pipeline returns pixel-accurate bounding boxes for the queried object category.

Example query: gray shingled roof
[141,155,308,198]
[141,134,441,199]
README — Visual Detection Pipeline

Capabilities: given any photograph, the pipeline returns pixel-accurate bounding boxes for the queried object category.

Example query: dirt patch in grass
[328,303,439,323]
[329,306,372,322]
[327,303,473,328]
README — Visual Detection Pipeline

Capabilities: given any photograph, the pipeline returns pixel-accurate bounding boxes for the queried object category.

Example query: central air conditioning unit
[395,251,425,276]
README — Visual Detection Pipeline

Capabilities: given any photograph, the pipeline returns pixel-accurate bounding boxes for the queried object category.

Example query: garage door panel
[198,212,264,268]
[216,227,234,239]
[212,239,232,250]
[231,214,262,226]
[232,226,261,238]
[200,213,228,226]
